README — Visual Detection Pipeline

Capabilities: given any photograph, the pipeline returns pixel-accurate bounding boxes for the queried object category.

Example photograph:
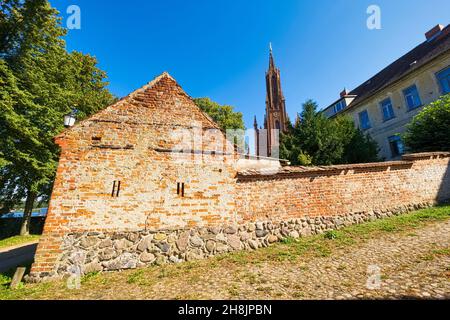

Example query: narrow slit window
[111,181,116,197]
[111,180,121,197]
[116,181,121,197]
[177,182,185,197]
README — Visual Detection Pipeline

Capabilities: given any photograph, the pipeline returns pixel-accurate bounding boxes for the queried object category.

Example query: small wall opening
[177,182,185,197]
[111,181,121,197]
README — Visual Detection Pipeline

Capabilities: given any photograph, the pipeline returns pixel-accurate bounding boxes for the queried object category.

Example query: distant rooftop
[324,24,450,115]
[1,208,48,219]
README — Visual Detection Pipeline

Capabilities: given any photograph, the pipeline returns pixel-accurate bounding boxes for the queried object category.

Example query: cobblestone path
[6,218,450,300]
[144,219,450,300]
[49,219,450,300]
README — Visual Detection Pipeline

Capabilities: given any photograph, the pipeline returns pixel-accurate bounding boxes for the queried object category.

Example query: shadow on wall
[438,161,450,203]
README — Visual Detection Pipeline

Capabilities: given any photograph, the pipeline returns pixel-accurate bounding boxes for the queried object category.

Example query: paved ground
[0,242,38,273]
[141,219,450,300]
[26,218,448,300]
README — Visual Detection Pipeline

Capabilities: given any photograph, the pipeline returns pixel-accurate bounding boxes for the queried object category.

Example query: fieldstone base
[26,201,436,283]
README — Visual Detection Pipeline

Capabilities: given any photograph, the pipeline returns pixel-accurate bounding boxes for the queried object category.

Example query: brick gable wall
[30,74,238,277]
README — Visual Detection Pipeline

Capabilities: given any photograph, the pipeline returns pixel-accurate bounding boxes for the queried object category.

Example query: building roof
[325,24,450,114]
[55,72,221,140]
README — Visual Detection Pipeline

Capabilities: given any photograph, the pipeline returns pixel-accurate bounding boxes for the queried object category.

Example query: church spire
[269,42,275,70]
[263,43,289,157]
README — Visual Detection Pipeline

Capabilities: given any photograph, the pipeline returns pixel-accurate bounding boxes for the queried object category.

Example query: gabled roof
[325,24,450,114]
[56,72,221,139]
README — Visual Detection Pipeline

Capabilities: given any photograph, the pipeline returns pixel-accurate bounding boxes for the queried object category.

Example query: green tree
[194,97,246,152]
[335,116,379,164]
[403,94,450,153]
[280,100,379,166]
[194,97,245,131]
[0,0,114,234]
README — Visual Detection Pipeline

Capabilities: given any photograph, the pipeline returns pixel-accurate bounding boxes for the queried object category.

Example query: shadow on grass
[0,262,33,289]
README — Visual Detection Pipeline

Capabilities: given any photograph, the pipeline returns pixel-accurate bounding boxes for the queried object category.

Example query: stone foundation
[27,201,436,282]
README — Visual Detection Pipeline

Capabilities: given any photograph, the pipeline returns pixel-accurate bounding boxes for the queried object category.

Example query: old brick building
[29,72,450,282]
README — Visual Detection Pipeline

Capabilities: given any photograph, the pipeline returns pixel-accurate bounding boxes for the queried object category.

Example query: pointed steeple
[253,116,258,130]
[269,42,275,70]
[263,43,289,157]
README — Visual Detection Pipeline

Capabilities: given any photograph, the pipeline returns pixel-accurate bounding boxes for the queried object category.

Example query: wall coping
[237,152,450,180]
[402,152,450,161]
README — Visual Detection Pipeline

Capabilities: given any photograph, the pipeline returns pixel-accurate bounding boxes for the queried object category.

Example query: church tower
[255,44,288,157]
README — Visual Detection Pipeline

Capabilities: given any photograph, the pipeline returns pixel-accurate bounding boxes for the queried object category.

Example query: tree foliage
[0,0,114,234]
[194,97,246,152]
[194,97,245,131]
[403,94,450,153]
[280,100,379,166]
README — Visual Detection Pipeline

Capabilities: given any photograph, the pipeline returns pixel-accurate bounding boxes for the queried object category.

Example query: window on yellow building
[380,98,395,121]
[388,136,404,158]
[358,110,371,130]
[436,67,450,94]
[403,85,422,110]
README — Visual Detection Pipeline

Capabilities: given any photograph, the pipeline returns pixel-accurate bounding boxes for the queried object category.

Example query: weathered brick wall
[27,72,450,282]
[30,73,238,278]
[235,154,450,222]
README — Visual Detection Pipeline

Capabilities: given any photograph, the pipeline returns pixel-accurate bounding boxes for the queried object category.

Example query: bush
[403,94,450,153]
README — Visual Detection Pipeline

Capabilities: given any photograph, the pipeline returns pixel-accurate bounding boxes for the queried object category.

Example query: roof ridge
[128,71,175,100]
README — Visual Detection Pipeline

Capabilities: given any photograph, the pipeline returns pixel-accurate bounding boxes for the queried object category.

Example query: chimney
[425,24,444,41]
[340,88,349,98]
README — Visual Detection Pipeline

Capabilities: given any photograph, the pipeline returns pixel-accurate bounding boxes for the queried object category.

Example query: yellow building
[323,24,450,160]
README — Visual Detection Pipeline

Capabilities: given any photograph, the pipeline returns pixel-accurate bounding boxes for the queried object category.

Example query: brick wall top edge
[402,152,450,161]
[237,160,415,181]
[238,152,450,180]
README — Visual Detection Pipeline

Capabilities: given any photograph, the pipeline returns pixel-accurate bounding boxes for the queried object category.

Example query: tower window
[275,120,281,130]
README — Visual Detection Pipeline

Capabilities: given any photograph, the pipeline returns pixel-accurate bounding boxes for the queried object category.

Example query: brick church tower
[254,44,289,157]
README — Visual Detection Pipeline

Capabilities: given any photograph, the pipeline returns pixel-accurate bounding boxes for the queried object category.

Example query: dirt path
[33,218,449,300]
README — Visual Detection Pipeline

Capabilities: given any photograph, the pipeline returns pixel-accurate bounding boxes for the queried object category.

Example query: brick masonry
[27,73,450,281]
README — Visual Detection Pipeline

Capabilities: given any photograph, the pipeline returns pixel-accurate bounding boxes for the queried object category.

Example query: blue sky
[49,0,450,129]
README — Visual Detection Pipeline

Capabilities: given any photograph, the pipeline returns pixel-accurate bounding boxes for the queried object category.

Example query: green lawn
[0,204,449,300]
[0,235,40,250]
